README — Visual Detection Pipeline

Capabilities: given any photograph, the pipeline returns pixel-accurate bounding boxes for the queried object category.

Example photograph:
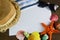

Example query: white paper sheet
[9,4,51,36]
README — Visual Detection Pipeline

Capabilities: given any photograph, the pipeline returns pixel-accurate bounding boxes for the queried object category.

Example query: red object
[16,30,25,40]
[50,14,58,22]
[41,21,59,40]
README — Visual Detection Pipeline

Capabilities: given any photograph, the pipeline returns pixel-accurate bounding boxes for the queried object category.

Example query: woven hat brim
[0,2,21,32]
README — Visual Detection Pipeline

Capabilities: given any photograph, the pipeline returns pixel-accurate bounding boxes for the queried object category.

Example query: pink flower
[50,14,58,22]
[16,30,25,40]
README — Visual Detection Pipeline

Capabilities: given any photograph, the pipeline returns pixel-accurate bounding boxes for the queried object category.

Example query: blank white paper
[9,4,51,36]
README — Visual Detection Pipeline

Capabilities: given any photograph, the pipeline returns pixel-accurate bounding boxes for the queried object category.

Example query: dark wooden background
[0,30,17,40]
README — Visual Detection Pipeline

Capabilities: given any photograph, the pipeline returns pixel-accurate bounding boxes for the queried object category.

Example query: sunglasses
[38,0,59,12]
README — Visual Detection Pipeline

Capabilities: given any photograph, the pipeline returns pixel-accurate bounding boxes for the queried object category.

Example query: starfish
[41,21,59,40]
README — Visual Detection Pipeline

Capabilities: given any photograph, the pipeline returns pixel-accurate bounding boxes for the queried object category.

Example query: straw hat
[0,0,20,32]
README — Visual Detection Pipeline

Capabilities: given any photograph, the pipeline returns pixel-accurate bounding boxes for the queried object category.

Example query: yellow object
[28,32,41,40]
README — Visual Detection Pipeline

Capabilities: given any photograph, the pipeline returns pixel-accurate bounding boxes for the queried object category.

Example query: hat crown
[0,0,11,20]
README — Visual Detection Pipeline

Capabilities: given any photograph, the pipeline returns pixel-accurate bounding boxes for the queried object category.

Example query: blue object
[16,0,22,2]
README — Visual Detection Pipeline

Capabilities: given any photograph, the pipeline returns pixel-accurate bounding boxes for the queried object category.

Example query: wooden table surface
[0,30,17,40]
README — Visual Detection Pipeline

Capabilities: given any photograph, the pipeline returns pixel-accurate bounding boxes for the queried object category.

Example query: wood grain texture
[52,33,60,40]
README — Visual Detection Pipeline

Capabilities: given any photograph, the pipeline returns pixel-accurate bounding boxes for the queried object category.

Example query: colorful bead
[24,32,29,38]
[42,34,49,40]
